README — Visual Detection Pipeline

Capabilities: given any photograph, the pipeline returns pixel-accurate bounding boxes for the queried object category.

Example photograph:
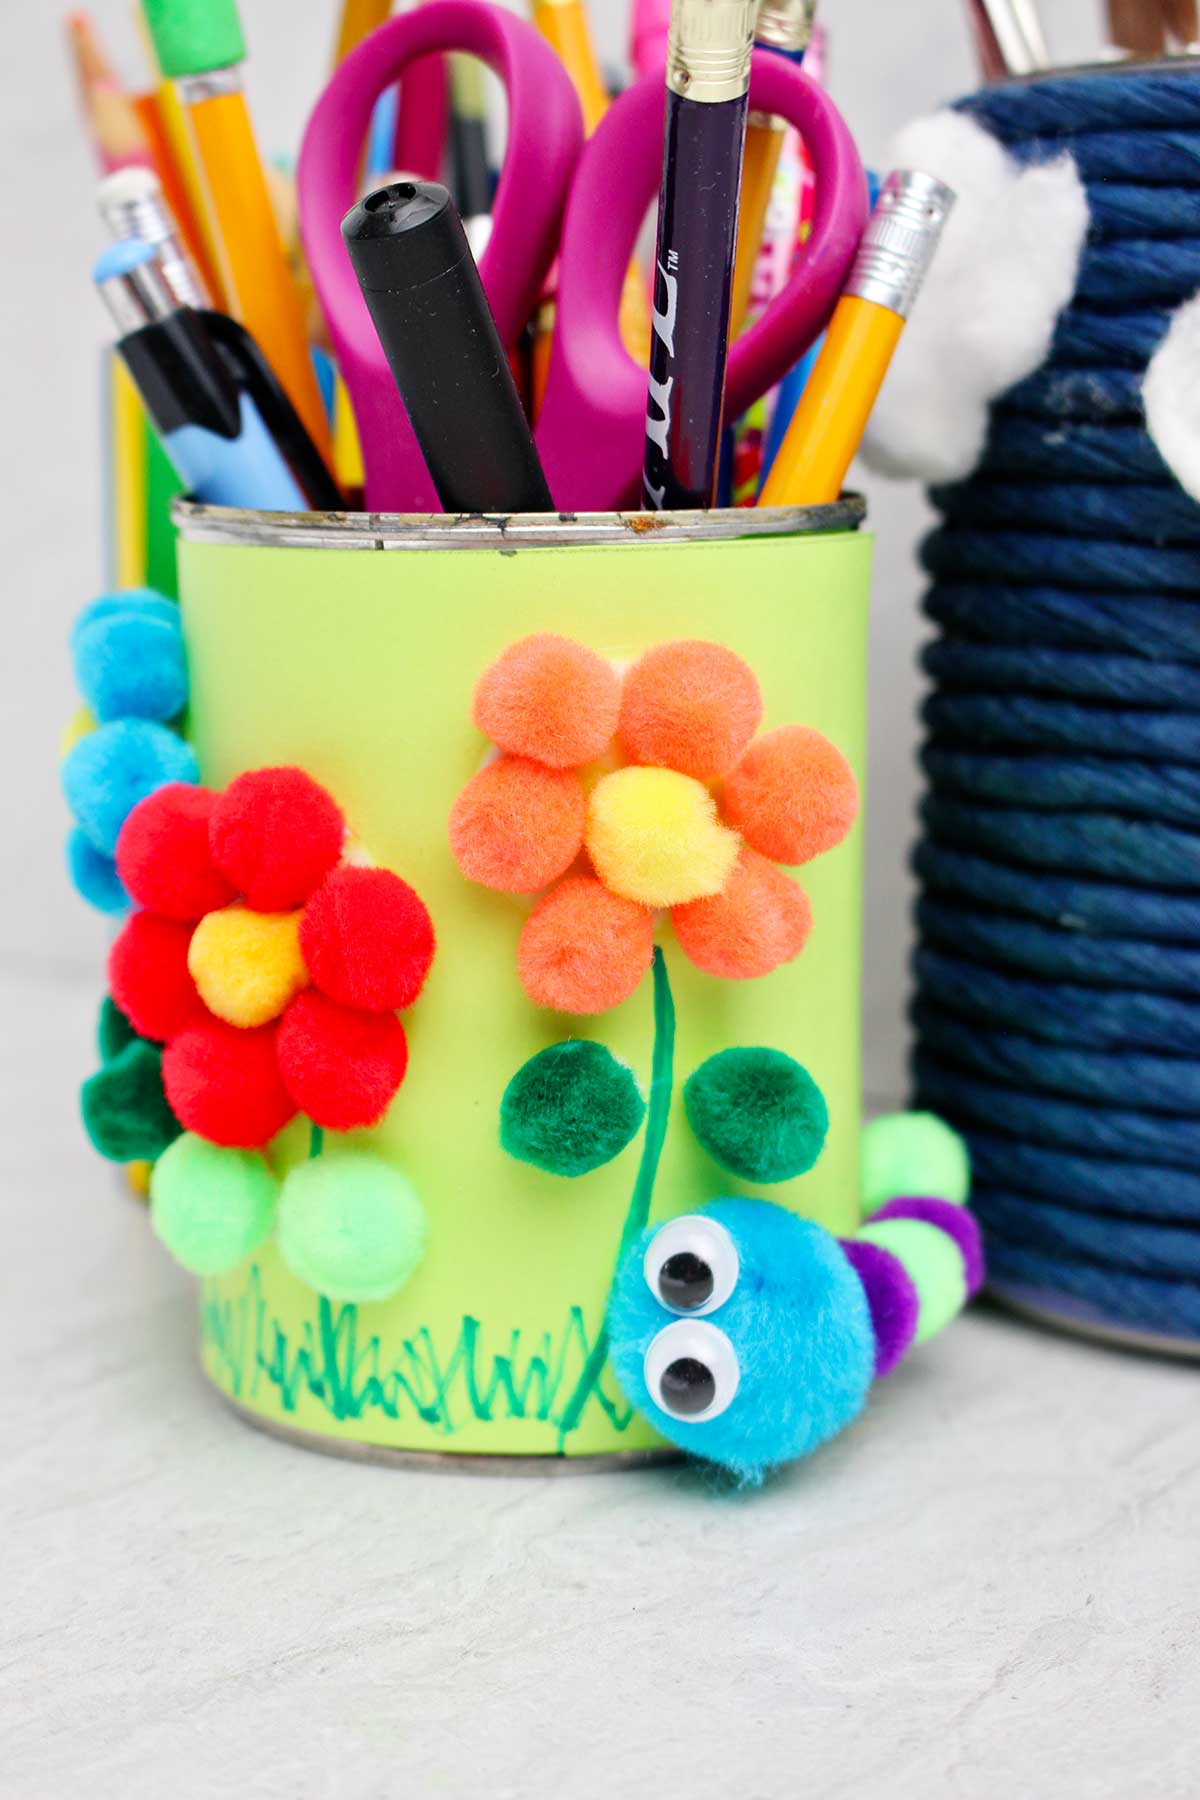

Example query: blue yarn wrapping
[913,72,1200,1341]
[918,897,1200,995]
[921,643,1200,707]
[914,949,1200,1054]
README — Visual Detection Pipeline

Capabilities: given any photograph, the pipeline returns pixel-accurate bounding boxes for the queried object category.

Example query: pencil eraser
[140,0,245,79]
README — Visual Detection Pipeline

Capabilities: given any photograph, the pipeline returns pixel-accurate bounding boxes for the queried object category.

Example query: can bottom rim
[215,1391,684,1476]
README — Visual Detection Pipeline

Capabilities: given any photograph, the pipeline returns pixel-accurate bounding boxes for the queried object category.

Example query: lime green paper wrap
[177,508,871,1462]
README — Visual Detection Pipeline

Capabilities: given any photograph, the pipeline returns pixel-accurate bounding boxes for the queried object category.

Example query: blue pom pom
[72,610,186,723]
[609,1198,875,1484]
[66,828,130,915]
[70,589,179,650]
[62,719,198,855]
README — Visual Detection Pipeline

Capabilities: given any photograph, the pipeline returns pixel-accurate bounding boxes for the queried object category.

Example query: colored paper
[180,523,872,1459]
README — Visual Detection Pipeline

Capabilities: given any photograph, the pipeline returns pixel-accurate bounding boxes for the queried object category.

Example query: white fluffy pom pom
[860,110,1089,486]
[1143,295,1200,503]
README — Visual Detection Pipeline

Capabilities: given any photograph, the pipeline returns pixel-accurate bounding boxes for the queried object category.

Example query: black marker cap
[342,180,466,291]
[342,180,553,514]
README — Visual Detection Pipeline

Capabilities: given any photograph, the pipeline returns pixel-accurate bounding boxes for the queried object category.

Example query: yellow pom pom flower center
[586,766,740,908]
[187,904,308,1029]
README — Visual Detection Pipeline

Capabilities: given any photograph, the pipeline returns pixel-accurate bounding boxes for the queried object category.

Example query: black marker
[341,180,553,513]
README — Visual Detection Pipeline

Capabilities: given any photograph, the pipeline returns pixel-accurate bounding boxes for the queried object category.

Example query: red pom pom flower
[103,767,436,1149]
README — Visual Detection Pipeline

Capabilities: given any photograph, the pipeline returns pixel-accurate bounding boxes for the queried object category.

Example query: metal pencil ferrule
[667,0,757,101]
[97,193,206,311]
[846,169,956,320]
[178,67,243,104]
[753,0,817,55]
[97,255,178,337]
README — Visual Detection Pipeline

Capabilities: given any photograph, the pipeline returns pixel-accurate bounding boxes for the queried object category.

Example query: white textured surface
[3,967,1199,1798]
[9,6,1196,1794]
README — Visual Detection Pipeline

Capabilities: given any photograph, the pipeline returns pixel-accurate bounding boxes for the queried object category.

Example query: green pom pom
[684,1047,828,1183]
[81,1039,181,1162]
[856,1217,967,1342]
[140,0,246,78]
[98,994,137,1063]
[151,1133,279,1276]
[277,1155,426,1303]
[861,1111,970,1213]
[501,1040,646,1177]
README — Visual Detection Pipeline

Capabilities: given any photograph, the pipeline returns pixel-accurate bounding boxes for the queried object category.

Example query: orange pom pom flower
[450,635,857,1013]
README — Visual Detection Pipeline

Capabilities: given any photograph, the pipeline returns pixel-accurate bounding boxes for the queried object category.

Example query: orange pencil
[65,13,155,174]
[140,0,332,464]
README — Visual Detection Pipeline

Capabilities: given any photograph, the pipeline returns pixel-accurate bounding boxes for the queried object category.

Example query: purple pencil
[643,0,757,511]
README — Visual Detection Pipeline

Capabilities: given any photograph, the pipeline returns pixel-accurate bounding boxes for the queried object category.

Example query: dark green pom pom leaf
[97,994,137,1064]
[501,1040,646,1177]
[81,1039,182,1162]
[684,1047,828,1183]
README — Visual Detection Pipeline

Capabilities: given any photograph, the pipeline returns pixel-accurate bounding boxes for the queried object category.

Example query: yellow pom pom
[125,1159,152,1198]
[60,703,97,759]
[187,904,308,1028]
[586,766,739,908]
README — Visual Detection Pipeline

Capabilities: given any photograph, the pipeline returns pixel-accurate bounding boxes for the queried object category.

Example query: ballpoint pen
[644,0,757,509]
[140,0,333,464]
[95,239,342,513]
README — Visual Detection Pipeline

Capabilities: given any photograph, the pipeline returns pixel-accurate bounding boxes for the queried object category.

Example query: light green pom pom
[150,1132,278,1276]
[861,1111,970,1213]
[857,1218,967,1342]
[277,1155,426,1304]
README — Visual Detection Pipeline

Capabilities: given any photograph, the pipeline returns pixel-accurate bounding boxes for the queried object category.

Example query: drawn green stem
[557,945,676,1443]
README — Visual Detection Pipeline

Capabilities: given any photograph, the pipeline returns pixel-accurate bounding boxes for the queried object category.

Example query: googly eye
[642,1214,739,1316]
[643,1320,740,1423]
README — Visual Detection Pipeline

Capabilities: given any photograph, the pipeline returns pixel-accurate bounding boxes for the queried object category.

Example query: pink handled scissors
[299,1,583,512]
[536,51,868,511]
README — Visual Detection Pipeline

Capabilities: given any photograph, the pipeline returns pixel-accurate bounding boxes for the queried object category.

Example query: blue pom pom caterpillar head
[608,1198,875,1484]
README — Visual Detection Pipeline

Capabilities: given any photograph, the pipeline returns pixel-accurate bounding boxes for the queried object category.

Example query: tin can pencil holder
[66,494,988,1482]
[165,500,871,1465]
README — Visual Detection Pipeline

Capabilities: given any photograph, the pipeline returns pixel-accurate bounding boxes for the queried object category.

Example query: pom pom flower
[86,765,438,1302]
[450,635,858,1013]
[103,765,436,1150]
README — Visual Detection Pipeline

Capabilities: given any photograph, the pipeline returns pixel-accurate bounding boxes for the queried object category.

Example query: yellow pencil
[759,172,954,507]
[111,357,148,587]
[333,0,394,68]
[140,0,332,465]
[729,117,785,337]
[530,0,651,397]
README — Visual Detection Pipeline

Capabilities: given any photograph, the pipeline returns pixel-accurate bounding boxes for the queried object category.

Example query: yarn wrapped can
[174,498,871,1465]
[913,66,1200,1356]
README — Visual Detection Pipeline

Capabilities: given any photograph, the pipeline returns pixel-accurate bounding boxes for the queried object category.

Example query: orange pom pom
[672,848,812,980]
[618,640,762,781]
[473,634,621,768]
[449,756,586,893]
[722,726,858,865]
[518,877,655,1013]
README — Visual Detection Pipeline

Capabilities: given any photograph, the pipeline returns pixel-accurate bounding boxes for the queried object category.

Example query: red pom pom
[209,767,344,910]
[162,1018,296,1148]
[116,784,237,921]
[299,866,435,1012]
[108,911,203,1042]
[275,990,409,1130]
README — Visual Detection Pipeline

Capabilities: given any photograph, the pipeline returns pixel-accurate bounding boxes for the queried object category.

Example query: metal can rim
[171,496,867,551]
